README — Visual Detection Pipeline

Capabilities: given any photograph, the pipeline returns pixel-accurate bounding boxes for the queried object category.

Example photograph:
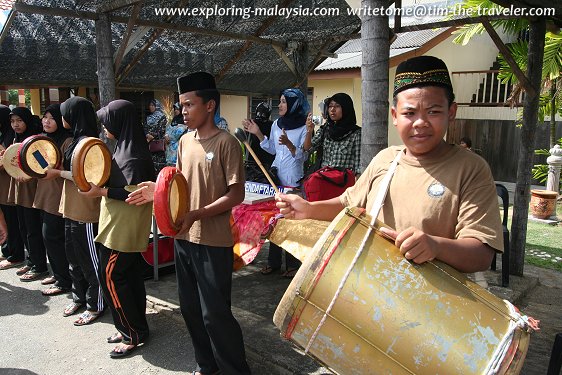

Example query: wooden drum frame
[3,143,32,181]
[18,135,62,178]
[70,137,111,192]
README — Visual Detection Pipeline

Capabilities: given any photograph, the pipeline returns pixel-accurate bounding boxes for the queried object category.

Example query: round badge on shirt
[206,152,214,161]
[427,182,446,198]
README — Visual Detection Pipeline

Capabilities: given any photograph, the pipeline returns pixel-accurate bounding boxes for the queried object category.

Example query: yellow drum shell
[3,143,32,181]
[273,208,530,375]
[71,137,111,192]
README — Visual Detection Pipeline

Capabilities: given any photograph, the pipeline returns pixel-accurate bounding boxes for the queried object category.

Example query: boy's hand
[177,210,198,236]
[379,227,439,264]
[126,181,155,205]
[275,193,310,220]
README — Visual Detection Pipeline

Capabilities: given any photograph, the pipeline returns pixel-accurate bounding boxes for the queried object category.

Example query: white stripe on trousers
[85,222,104,312]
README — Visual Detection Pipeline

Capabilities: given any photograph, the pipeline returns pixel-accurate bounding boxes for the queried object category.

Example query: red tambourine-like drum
[154,166,189,237]
[18,135,62,178]
[70,137,111,192]
[3,143,32,181]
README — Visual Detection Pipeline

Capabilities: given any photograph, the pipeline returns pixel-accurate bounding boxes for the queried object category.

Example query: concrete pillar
[18,89,25,107]
[30,89,40,115]
[0,86,9,106]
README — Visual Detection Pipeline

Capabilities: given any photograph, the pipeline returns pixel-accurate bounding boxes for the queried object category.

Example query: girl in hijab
[82,99,155,358]
[144,99,167,173]
[303,92,361,173]
[6,107,48,281]
[45,96,105,324]
[164,102,187,166]
[0,105,25,270]
[244,88,310,278]
[33,104,73,295]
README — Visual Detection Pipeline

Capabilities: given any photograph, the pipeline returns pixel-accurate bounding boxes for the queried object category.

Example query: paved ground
[1,247,561,374]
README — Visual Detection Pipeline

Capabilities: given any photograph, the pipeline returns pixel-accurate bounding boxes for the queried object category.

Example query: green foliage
[7,89,31,107]
[532,138,562,187]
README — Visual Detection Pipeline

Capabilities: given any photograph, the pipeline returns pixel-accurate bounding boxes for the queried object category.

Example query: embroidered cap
[177,72,216,94]
[393,56,452,96]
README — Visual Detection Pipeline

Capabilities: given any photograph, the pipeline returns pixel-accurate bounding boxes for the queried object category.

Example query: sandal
[20,270,49,282]
[42,285,68,296]
[260,265,280,275]
[41,276,56,285]
[63,302,84,317]
[281,268,299,278]
[109,343,137,358]
[74,310,103,326]
[0,260,24,270]
[107,332,124,343]
[15,265,31,276]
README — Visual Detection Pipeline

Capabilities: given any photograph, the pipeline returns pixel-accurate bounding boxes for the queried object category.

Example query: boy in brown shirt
[275,56,503,273]
[127,72,251,375]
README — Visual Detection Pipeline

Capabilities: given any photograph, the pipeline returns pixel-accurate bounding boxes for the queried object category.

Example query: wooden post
[95,13,116,149]
[361,0,390,171]
[510,18,546,276]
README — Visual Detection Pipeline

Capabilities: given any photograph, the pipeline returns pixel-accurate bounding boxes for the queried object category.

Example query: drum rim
[18,135,62,178]
[154,166,189,237]
[3,143,32,180]
[71,137,111,192]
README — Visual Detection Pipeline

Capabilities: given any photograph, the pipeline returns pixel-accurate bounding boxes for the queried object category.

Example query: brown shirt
[33,138,72,216]
[176,130,245,247]
[341,145,503,252]
[0,169,11,206]
[8,177,38,209]
[59,179,101,223]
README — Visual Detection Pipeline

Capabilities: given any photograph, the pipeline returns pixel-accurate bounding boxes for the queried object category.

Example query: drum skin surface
[273,208,530,375]
[154,166,189,237]
[71,137,111,192]
[3,143,32,180]
[18,135,62,178]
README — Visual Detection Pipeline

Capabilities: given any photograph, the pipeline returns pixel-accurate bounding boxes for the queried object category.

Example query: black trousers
[98,244,149,345]
[175,240,251,375]
[42,211,71,289]
[16,205,47,272]
[268,242,301,271]
[0,204,24,261]
[65,219,104,312]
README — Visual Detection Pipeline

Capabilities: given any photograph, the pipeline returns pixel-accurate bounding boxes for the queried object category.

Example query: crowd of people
[0,55,505,374]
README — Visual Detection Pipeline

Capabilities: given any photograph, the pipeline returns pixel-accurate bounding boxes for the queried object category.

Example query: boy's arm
[179,182,245,234]
[380,227,495,273]
[276,193,344,221]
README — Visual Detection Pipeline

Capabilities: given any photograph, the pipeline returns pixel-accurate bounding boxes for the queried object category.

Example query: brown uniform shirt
[341,145,503,252]
[176,130,244,247]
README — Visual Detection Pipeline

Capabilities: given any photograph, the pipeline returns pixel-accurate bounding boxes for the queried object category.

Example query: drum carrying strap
[304,151,402,354]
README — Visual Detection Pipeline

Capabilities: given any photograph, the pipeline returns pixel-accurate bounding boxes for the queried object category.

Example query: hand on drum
[126,181,155,206]
[42,168,61,181]
[275,193,310,220]
[379,227,439,264]
[177,210,198,235]
[78,183,106,198]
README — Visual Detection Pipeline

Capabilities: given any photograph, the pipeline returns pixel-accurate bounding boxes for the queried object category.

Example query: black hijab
[325,93,360,141]
[61,97,99,170]
[11,107,42,142]
[97,100,156,187]
[43,104,71,148]
[0,104,13,148]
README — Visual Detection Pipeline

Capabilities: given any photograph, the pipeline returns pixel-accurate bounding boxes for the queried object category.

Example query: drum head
[3,143,32,180]
[154,166,189,237]
[71,137,111,192]
[18,135,62,178]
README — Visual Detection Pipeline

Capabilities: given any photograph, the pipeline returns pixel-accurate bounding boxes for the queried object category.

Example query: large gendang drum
[273,208,531,375]
[70,137,111,192]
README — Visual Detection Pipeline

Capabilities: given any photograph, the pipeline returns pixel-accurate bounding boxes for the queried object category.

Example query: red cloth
[231,200,279,270]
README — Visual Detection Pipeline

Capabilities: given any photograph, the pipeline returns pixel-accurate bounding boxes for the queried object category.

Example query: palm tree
[451,0,560,276]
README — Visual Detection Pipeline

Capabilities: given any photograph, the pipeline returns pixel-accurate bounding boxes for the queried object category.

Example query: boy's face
[391,86,457,158]
[179,91,214,130]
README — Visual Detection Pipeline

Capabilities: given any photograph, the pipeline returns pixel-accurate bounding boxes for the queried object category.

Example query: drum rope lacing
[304,152,402,354]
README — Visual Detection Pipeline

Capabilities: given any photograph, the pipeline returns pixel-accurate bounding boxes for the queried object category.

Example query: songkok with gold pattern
[393,56,452,96]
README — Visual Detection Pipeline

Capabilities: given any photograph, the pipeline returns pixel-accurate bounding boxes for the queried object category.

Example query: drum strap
[369,150,402,220]
[304,151,403,356]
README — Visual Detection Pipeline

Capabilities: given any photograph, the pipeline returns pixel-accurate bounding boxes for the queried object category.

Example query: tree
[451,0,556,275]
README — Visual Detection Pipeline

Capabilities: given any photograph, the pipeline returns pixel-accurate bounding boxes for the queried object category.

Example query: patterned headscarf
[277,88,309,131]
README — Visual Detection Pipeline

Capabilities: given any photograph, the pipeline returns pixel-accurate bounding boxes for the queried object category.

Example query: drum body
[3,143,31,180]
[18,135,61,178]
[71,137,111,192]
[273,208,530,375]
[154,166,189,236]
